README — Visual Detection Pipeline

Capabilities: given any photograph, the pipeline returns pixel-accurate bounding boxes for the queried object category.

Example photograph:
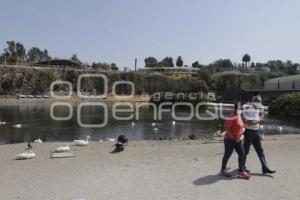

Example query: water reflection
[0,100,299,144]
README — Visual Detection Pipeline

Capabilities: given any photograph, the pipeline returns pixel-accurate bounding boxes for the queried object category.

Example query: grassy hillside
[0,65,207,96]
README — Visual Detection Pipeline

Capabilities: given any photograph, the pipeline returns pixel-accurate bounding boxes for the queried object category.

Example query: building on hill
[138,67,198,79]
[264,74,300,90]
[241,74,300,105]
[33,59,83,68]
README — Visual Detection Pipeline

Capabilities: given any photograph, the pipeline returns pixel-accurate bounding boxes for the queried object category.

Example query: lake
[0,100,299,144]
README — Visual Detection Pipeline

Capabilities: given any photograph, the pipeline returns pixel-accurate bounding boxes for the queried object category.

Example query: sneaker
[262,169,276,174]
[238,172,251,179]
[220,170,231,177]
[245,168,250,173]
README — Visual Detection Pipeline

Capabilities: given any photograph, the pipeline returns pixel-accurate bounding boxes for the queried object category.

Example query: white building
[138,67,198,79]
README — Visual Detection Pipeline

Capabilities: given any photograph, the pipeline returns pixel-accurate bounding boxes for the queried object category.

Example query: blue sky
[1,0,300,69]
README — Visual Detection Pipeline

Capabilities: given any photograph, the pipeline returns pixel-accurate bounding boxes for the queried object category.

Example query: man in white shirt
[243,95,276,174]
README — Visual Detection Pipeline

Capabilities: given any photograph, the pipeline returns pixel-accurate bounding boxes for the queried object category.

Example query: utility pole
[134,58,137,72]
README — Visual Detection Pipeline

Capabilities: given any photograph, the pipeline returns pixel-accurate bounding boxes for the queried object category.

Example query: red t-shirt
[224,112,244,142]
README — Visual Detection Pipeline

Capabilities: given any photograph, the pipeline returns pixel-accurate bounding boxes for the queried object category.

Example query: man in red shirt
[221,103,251,179]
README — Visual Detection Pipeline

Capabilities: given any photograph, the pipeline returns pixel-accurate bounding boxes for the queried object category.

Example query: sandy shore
[1,135,300,200]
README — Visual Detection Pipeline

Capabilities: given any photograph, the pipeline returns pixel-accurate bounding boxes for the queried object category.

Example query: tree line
[0,41,119,71]
[144,54,300,75]
[0,41,51,65]
[1,40,298,75]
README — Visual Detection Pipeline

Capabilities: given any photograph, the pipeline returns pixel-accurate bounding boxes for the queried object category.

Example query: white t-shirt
[244,105,260,130]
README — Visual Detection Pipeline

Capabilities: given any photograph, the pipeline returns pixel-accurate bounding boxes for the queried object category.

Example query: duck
[153,127,159,132]
[34,138,43,143]
[151,122,156,127]
[172,121,176,126]
[74,135,90,146]
[13,124,22,128]
[131,122,135,127]
[16,150,36,160]
[27,142,32,149]
[53,144,70,152]
[188,134,197,140]
[0,121,6,125]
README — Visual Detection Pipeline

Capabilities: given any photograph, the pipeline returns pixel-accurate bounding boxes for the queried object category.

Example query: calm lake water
[0,100,299,144]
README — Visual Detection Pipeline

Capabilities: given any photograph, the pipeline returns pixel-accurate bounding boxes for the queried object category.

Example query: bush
[34,71,55,94]
[269,92,300,118]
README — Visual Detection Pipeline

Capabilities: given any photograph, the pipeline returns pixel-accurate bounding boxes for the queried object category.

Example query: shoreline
[1,134,300,200]
[0,134,295,145]
[0,95,150,103]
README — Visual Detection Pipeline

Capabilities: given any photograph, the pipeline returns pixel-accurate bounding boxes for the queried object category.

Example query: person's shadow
[193,173,231,185]
[193,169,274,185]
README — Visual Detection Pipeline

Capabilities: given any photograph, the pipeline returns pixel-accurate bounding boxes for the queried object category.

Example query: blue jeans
[244,129,269,171]
[221,139,245,172]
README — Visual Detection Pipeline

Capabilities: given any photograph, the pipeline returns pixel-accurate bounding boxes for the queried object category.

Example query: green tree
[27,47,51,63]
[158,57,174,67]
[4,41,17,57]
[176,56,183,67]
[266,60,288,72]
[198,68,211,85]
[3,41,26,64]
[92,62,110,70]
[144,57,158,68]
[70,54,82,64]
[110,63,119,71]
[211,59,233,69]
[242,54,251,68]
[27,47,42,63]
[42,49,51,61]
[192,61,201,68]
[16,42,26,60]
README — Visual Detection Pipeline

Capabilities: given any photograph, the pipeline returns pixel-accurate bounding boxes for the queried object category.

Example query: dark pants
[221,139,245,172]
[244,129,269,171]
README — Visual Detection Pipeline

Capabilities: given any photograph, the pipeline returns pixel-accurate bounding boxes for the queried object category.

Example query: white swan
[105,138,116,142]
[153,127,159,132]
[214,130,225,137]
[0,121,6,125]
[172,121,176,126]
[277,126,283,134]
[151,122,156,127]
[34,138,43,143]
[259,125,264,130]
[53,144,70,152]
[16,150,36,160]
[74,135,90,146]
[14,124,22,128]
